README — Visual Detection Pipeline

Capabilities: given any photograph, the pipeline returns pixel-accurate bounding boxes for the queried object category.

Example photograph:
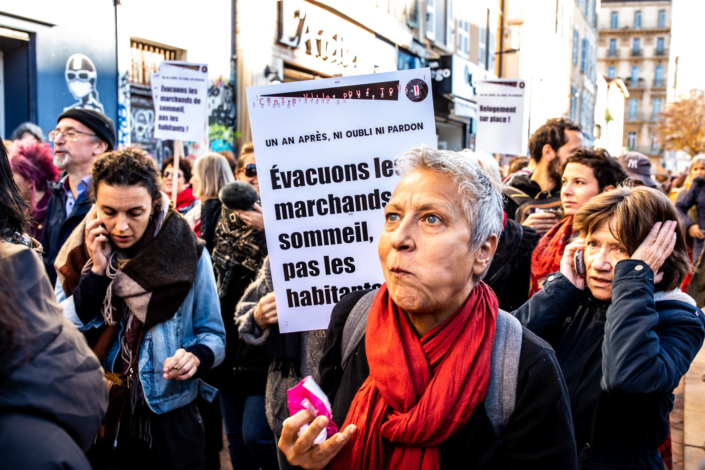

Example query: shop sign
[279,0,362,69]
[429,55,495,102]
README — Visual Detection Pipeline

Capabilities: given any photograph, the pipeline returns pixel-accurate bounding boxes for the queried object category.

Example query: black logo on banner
[405,79,428,103]
[262,80,401,101]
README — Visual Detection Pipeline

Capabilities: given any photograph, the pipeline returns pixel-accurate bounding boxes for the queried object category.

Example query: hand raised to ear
[632,221,678,283]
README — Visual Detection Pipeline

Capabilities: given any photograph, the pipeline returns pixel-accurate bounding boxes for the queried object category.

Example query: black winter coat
[485,218,539,311]
[317,290,578,469]
[41,180,93,285]
[513,260,705,469]
[200,200,269,397]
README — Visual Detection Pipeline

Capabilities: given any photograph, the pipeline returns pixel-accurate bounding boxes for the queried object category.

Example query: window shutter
[446,0,454,49]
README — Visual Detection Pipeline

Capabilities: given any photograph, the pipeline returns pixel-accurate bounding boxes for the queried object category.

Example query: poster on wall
[246,69,437,332]
[475,79,526,155]
[64,53,105,113]
[152,61,208,142]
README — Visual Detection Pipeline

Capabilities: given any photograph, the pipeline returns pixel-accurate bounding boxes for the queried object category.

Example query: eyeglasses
[164,170,183,179]
[242,164,257,178]
[66,72,91,80]
[48,129,97,142]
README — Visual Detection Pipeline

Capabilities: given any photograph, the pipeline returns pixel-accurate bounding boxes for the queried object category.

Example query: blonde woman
[184,153,234,241]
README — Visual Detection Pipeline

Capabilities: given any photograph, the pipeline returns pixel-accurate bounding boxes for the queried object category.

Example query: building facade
[235,0,502,152]
[597,0,671,161]
[500,0,598,152]
[593,75,629,157]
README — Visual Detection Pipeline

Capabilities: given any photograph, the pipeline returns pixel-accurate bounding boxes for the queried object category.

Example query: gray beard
[53,154,69,170]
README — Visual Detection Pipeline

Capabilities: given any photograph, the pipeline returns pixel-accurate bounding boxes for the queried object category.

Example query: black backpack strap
[341,289,379,370]
[485,309,524,437]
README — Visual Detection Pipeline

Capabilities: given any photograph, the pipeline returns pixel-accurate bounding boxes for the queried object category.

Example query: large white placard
[246,69,437,332]
[152,61,208,142]
[476,79,526,155]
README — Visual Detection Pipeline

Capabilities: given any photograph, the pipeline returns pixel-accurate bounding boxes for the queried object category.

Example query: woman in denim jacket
[56,148,225,470]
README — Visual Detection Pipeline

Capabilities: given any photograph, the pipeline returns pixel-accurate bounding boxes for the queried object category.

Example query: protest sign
[246,69,436,332]
[152,61,208,142]
[476,79,526,155]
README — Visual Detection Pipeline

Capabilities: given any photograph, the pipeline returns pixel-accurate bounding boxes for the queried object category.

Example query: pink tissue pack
[286,376,338,445]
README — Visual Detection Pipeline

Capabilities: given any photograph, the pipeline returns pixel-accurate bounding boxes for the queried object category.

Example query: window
[446,0,454,48]
[629,98,638,119]
[655,65,663,86]
[580,37,587,72]
[632,38,640,54]
[425,0,436,40]
[628,131,637,150]
[570,84,577,122]
[634,11,641,29]
[631,66,639,83]
[608,66,616,78]
[609,38,617,57]
[479,24,487,69]
[656,37,664,54]
[652,98,662,119]
[457,19,469,55]
[573,28,579,65]
[611,11,618,29]
[658,10,666,28]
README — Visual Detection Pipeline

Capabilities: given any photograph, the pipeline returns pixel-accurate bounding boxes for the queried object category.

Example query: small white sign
[152,61,208,142]
[246,69,437,332]
[476,79,526,155]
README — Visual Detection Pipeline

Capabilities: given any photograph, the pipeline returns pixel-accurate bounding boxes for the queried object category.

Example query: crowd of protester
[1,110,705,470]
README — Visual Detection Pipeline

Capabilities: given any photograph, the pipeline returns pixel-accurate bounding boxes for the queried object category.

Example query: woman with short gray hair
[278,146,577,470]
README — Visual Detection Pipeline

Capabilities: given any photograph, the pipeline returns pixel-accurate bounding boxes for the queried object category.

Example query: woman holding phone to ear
[513,186,705,470]
[529,148,628,297]
[55,148,226,469]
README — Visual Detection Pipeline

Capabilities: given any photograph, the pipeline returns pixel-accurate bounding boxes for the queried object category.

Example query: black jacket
[485,219,539,311]
[318,290,578,469]
[201,201,270,397]
[513,261,705,469]
[41,180,93,286]
[504,174,561,224]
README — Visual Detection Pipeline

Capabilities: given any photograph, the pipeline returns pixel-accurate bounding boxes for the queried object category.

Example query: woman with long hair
[0,137,107,470]
[185,153,234,241]
[9,140,59,241]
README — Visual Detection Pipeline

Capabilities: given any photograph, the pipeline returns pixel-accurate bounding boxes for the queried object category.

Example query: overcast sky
[670,0,705,98]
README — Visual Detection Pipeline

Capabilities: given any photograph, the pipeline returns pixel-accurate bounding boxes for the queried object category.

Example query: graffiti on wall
[64,54,105,113]
[116,73,235,166]
[207,77,236,153]
[130,84,172,169]
[117,72,131,147]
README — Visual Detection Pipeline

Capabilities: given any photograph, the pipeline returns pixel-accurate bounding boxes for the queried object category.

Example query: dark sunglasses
[243,164,257,178]
[66,72,91,80]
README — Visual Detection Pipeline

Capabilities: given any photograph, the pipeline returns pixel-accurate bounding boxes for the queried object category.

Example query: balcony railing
[631,49,643,57]
[655,48,667,56]
[653,79,665,88]
[607,49,619,57]
[624,78,645,89]
[626,112,660,123]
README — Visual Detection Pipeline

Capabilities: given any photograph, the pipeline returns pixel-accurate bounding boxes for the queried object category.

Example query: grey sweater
[236,257,326,435]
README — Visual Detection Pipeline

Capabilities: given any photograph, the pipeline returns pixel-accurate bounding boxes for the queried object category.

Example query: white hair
[459,149,502,185]
[395,146,504,280]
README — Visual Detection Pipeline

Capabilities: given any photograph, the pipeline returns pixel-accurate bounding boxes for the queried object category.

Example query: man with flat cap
[42,108,116,285]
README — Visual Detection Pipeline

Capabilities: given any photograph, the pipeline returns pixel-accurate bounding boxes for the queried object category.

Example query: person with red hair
[9,140,59,241]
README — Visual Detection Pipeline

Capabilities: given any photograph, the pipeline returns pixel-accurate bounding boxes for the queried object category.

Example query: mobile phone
[574,250,586,275]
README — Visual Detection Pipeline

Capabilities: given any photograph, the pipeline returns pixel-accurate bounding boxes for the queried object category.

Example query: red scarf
[330,282,498,470]
[529,216,575,297]
[175,187,196,211]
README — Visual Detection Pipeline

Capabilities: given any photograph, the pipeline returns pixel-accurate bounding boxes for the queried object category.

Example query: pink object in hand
[286,376,339,445]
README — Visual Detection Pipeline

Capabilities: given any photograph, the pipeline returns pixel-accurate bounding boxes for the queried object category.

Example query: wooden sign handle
[171,140,182,205]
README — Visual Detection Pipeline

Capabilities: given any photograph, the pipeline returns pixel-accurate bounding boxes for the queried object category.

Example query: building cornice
[598,28,670,36]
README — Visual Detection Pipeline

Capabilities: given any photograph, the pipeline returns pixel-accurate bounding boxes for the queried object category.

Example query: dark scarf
[56,196,205,361]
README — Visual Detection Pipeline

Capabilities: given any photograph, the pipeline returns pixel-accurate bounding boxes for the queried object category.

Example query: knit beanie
[57,109,116,151]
